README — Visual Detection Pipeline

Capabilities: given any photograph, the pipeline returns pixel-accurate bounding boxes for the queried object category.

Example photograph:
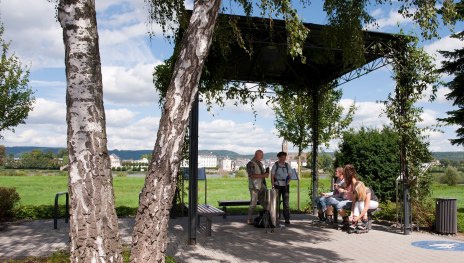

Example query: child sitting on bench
[348,181,379,230]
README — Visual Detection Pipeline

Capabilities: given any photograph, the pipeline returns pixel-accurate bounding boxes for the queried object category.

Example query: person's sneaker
[285,220,290,224]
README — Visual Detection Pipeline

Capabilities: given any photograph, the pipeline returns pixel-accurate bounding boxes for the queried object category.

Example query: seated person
[348,181,379,229]
[336,164,358,226]
[316,167,346,222]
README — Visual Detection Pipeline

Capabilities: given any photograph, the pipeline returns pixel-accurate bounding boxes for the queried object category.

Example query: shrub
[235,170,247,178]
[458,212,464,233]
[15,205,59,220]
[0,187,21,222]
[0,169,28,176]
[300,171,311,178]
[115,206,138,217]
[117,172,128,177]
[412,198,435,229]
[441,166,459,186]
[373,201,397,222]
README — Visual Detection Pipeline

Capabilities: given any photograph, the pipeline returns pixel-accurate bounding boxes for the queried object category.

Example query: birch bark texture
[130,0,221,261]
[58,1,122,262]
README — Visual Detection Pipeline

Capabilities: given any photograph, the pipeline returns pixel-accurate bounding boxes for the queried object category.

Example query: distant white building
[199,155,217,168]
[135,157,149,164]
[110,154,122,168]
[220,158,235,171]
[180,155,218,168]
[290,161,307,170]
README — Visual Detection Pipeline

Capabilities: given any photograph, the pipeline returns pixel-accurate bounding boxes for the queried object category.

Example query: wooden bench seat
[217,200,262,218]
[196,204,225,236]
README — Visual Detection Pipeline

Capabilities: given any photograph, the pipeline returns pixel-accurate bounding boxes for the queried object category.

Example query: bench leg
[223,206,227,219]
[333,207,338,224]
[206,218,212,236]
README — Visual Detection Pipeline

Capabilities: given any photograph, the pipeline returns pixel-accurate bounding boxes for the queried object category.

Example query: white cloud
[424,129,463,152]
[419,109,439,127]
[204,96,276,119]
[26,98,66,125]
[198,119,281,154]
[366,9,413,30]
[436,87,451,103]
[102,63,161,106]
[1,0,64,69]
[106,116,159,150]
[341,99,390,129]
[420,86,452,104]
[2,127,67,147]
[424,35,464,67]
[106,109,138,127]
[1,0,162,70]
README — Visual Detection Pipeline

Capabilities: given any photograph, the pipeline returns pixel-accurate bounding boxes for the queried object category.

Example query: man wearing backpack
[271,151,292,224]
[246,149,269,225]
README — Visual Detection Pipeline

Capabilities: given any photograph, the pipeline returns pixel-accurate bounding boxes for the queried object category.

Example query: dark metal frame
[185,13,412,242]
[53,191,69,229]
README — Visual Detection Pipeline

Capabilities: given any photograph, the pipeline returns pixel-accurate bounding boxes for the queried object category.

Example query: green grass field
[1,174,463,231]
[0,175,318,209]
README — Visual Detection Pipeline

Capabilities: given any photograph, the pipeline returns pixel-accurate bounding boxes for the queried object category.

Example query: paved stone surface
[1,214,463,262]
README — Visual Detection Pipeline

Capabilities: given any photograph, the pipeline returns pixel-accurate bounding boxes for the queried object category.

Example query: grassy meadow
[0,174,317,210]
[1,171,463,231]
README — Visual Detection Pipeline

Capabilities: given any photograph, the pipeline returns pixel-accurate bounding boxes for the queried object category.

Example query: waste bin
[435,198,457,234]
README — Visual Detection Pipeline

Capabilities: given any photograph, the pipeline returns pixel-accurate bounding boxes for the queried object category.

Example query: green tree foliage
[5,150,61,170]
[318,152,333,172]
[273,84,355,159]
[0,145,5,166]
[0,24,34,139]
[384,38,439,200]
[442,166,459,186]
[438,21,464,146]
[334,127,401,202]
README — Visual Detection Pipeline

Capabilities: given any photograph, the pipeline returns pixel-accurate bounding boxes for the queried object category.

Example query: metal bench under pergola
[186,12,408,244]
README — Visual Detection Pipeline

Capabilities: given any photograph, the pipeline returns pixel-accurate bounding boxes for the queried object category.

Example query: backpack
[253,210,275,228]
[273,162,290,185]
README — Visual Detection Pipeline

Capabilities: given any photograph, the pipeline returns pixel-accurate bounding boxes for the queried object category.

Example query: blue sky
[1,0,463,154]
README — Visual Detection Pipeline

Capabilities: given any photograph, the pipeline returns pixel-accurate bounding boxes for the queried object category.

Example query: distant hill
[432,152,464,162]
[5,146,151,160]
[5,146,66,156]
[6,146,464,161]
[5,147,278,160]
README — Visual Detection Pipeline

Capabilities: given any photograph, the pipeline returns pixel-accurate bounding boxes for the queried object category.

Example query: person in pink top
[336,164,358,227]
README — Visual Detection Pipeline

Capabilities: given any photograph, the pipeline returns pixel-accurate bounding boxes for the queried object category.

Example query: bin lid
[435,197,457,200]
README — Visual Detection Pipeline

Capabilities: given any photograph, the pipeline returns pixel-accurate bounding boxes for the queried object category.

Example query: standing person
[246,149,269,225]
[271,151,292,224]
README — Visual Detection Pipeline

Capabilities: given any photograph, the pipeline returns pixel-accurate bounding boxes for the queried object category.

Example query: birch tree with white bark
[58,1,122,262]
[129,0,222,261]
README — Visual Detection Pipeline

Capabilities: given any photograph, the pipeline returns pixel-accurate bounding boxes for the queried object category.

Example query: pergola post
[398,76,412,235]
[311,87,319,215]
[188,93,199,245]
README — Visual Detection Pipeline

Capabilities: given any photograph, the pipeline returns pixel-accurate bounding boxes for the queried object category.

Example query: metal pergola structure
[185,13,411,245]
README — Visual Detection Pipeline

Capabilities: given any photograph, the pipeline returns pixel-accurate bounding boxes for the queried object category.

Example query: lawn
[1,174,462,231]
[0,174,327,210]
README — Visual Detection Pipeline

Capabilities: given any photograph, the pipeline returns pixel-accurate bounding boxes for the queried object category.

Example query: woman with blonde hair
[349,181,379,229]
[336,164,359,225]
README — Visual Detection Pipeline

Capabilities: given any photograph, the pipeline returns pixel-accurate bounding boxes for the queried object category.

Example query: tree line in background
[1,148,68,170]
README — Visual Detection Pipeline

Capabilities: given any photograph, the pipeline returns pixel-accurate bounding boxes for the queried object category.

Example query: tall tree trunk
[130,0,222,262]
[58,1,122,262]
